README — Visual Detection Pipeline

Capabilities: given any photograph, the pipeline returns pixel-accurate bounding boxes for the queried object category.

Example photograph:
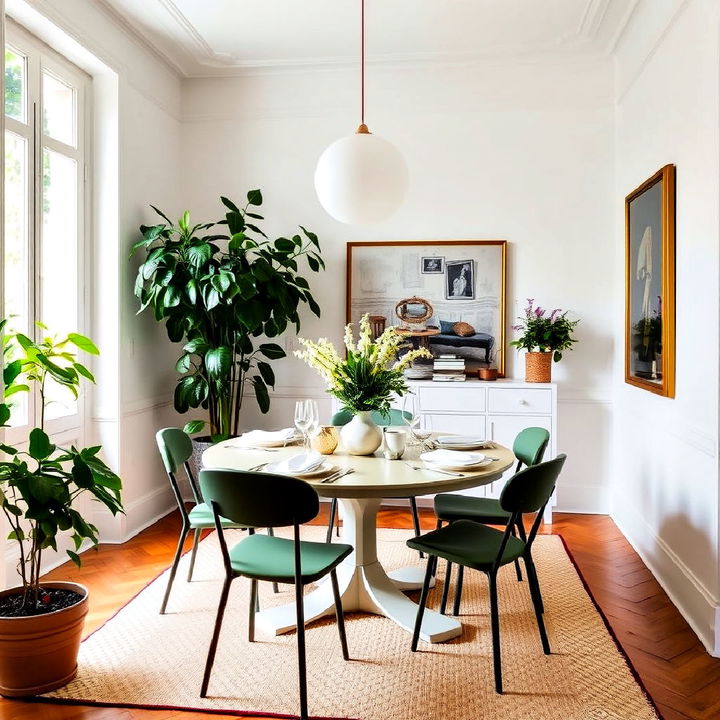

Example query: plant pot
[339,411,383,456]
[189,435,217,480]
[525,351,553,383]
[478,367,498,381]
[0,581,88,697]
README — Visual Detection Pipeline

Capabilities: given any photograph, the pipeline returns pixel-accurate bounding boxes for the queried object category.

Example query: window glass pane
[4,131,29,426]
[5,47,25,121]
[43,72,74,146]
[42,148,78,420]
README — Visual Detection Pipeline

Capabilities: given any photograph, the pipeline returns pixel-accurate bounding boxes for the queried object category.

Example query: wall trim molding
[612,504,719,657]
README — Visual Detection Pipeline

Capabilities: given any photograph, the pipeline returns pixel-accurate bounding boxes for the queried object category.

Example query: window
[4,22,89,441]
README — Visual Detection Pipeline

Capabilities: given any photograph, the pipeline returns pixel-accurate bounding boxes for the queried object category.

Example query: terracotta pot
[478,367,498,381]
[0,581,88,697]
[525,351,553,383]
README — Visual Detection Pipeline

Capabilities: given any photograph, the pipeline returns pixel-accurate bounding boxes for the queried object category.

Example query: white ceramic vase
[340,411,383,456]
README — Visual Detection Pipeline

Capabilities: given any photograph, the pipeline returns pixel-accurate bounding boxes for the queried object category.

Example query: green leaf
[205,347,231,381]
[258,343,285,360]
[0,443,18,455]
[163,285,182,308]
[226,211,245,235]
[72,363,95,383]
[247,189,263,206]
[257,361,275,388]
[186,279,198,304]
[67,333,100,355]
[245,223,267,238]
[251,376,270,413]
[307,255,319,272]
[72,458,94,489]
[274,238,295,253]
[183,419,206,435]
[299,225,320,248]
[7,528,25,541]
[3,359,22,387]
[150,204,173,225]
[176,354,191,373]
[187,243,212,267]
[67,550,82,568]
[4,383,29,397]
[220,196,240,213]
[29,428,55,461]
[306,293,321,318]
[184,338,209,355]
[0,405,9,426]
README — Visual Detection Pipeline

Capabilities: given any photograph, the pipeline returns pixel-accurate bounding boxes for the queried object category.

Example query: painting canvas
[347,241,506,373]
[625,165,675,397]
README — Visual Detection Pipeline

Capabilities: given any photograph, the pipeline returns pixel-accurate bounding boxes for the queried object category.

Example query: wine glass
[306,400,319,442]
[402,393,421,445]
[294,400,312,448]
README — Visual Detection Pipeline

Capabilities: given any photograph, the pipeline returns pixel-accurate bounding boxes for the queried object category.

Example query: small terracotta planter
[525,352,553,383]
[0,581,88,697]
[478,367,498,381]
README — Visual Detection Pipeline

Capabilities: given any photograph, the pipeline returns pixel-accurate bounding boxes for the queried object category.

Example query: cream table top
[201,436,515,499]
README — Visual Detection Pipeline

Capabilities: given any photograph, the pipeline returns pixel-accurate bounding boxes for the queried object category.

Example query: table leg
[255,497,461,643]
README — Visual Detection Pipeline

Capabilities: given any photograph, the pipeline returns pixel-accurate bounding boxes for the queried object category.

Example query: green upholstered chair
[408,454,566,694]
[199,469,352,720]
[433,426,550,614]
[328,408,423,551]
[155,428,278,614]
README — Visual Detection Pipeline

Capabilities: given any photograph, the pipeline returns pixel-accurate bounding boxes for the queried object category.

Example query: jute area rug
[42,527,660,720]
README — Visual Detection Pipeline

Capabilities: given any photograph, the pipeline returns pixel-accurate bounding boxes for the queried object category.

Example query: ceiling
[100,0,639,77]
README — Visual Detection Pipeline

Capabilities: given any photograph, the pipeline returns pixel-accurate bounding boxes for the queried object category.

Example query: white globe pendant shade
[314,130,408,224]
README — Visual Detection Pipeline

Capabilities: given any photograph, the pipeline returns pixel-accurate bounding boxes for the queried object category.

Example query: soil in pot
[0,588,83,618]
[0,581,88,697]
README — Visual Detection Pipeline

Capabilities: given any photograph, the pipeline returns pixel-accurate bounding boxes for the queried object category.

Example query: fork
[248,462,268,472]
[404,462,464,477]
[322,468,355,484]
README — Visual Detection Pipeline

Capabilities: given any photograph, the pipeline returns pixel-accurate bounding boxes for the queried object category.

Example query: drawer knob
[518,399,528,405]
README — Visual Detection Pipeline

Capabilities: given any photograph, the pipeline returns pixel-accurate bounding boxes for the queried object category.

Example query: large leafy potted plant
[295,314,431,455]
[0,323,123,696]
[131,190,323,452]
[511,299,579,383]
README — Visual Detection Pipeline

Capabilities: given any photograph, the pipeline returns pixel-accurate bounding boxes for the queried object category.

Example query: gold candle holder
[310,426,339,455]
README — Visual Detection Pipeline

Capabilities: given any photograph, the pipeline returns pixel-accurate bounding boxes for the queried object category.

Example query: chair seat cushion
[434,493,512,524]
[188,503,241,529]
[229,533,352,583]
[407,520,524,570]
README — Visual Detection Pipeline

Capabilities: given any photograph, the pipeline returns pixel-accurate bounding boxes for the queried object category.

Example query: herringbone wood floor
[2,509,719,720]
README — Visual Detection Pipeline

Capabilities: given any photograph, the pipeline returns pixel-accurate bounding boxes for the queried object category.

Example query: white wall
[612,0,720,655]
[182,58,616,513]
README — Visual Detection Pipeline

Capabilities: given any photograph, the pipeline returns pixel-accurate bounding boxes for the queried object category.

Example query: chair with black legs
[199,468,353,720]
[328,408,424,553]
[408,454,566,694]
[155,428,279,614]
[433,426,550,615]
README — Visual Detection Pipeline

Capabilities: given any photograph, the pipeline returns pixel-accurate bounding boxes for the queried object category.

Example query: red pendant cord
[361,0,365,126]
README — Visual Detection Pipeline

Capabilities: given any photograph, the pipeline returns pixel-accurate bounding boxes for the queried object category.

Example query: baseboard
[556,484,610,514]
[117,485,176,544]
[612,505,720,657]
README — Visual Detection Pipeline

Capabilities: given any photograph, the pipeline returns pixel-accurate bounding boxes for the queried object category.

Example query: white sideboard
[406,379,558,523]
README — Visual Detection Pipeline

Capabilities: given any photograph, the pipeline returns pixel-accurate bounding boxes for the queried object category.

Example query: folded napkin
[274,451,324,475]
[237,428,297,446]
[422,449,484,466]
[436,435,485,446]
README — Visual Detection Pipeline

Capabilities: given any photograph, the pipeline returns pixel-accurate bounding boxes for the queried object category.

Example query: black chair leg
[439,560,453,615]
[411,556,437,652]
[509,524,523,582]
[526,551,543,613]
[187,528,201,582]
[330,569,349,660]
[526,557,550,654]
[409,497,424,559]
[294,579,309,720]
[266,528,279,593]
[200,575,233,697]
[326,499,337,544]
[249,579,258,642]
[488,571,503,694]
[160,524,189,614]
[453,564,465,616]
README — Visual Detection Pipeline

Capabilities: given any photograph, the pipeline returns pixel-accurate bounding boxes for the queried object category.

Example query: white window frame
[4,19,91,448]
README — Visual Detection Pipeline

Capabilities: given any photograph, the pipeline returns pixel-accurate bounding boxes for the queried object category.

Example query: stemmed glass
[402,392,432,450]
[295,400,319,449]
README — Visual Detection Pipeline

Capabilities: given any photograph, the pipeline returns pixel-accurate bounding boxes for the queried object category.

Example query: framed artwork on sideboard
[346,240,507,375]
[625,164,676,397]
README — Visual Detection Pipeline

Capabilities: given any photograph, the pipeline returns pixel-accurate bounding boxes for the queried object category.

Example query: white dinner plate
[424,457,493,472]
[419,450,487,471]
[263,461,335,478]
[232,433,302,448]
[435,435,488,451]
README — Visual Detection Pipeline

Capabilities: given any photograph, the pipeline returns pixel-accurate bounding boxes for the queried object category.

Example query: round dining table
[202,437,515,643]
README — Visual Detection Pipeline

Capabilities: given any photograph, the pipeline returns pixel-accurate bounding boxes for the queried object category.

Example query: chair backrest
[156,427,193,474]
[513,427,550,469]
[499,454,566,515]
[331,408,411,427]
[200,469,319,528]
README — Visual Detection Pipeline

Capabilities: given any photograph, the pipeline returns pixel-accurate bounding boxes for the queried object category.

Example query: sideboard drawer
[488,388,552,415]
[417,385,486,413]
[424,414,486,437]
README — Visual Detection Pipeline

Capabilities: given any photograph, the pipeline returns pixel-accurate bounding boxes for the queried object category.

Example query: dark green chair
[199,468,353,720]
[433,427,550,614]
[329,408,423,553]
[156,428,280,614]
[408,454,566,694]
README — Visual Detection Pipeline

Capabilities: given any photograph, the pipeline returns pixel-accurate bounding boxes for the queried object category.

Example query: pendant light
[314,0,408,225]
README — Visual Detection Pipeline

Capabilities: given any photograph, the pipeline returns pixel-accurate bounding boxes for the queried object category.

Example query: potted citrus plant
[511,299,579,382]
[0,322,123,696]
[131,191,323,460]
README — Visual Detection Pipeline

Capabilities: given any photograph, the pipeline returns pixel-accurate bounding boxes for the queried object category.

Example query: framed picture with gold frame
[625,164,675,397]
[346,240,507,375]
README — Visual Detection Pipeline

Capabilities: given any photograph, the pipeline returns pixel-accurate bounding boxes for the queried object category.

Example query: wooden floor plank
[1,509,718,719]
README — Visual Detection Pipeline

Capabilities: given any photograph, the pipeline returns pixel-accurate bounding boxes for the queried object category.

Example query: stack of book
[432,354,466,382]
